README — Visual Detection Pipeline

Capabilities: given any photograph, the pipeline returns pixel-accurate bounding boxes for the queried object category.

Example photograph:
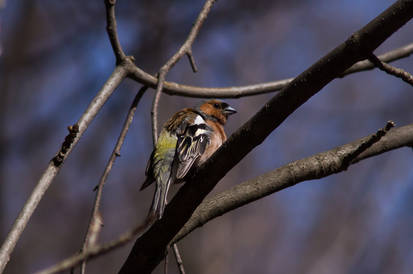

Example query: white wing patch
[194,115,206,125]
[194,128,208,136]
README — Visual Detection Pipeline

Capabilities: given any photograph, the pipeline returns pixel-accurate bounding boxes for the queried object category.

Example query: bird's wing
[140,150,155,190]
[174,118,211,179]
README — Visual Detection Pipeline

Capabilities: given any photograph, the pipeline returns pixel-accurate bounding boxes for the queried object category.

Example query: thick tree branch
[151,0,216,142]
[34,119,413,274]
[368,52,413,86]
[127,42,413,98]
[174,122,413,242]
[0,65,128,273]
[34,124,413,274]
[120,1,413,273]
[79,86,147,274]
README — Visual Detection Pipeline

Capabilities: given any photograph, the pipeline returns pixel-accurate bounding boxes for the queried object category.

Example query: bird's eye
[213,103,220,108]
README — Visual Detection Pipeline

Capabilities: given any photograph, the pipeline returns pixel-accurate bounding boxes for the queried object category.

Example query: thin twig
[342,120,395,168]
[105,0,126,64]
[0,66,128,273]
[173,122,413,243]
[78,86,147,274]
[186,50,198,73]
[367,53,413,86]
[35,215,157,274]
[151,73,165,144]
[128,42,413,98]
[173,243,186,274]
[151,0,217,142]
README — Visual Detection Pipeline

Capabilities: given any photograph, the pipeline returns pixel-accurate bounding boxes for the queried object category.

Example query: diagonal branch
[120,1,413,273]
[78,86,147,274]
[33,123,413,274]
[0,65,128,273]
[174,122,413,242]
[128,42,413,98]
[367,52,413,86]
[172,244,186,274]
[1,1,131,271]
[151,0,216,143]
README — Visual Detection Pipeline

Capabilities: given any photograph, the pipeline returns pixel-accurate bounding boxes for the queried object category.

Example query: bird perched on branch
[141,99,237,220]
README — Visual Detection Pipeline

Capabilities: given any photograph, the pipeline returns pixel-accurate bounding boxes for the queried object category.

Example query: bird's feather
[175,123,210,179]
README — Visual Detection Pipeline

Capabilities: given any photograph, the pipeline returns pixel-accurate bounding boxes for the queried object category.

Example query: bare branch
[342,42,413,75]
[367,52,413,86]
[172,244,186,274]
[174,122,412,242]
[34,119,413,274]
[128,42,413,98]
[186,50,198,73]
[151,72,165,144]
[79,86,147,274]
[0,65,128,273]
[105,0,126,64]
[341,120,395,168]
[151,0,216,142]
[120,1,413,272]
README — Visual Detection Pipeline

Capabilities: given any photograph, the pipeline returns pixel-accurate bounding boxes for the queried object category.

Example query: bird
[140,99,237,220]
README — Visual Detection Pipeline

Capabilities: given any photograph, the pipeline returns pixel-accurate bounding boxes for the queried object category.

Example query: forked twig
[368,53,413,86]
[151,0,217,143]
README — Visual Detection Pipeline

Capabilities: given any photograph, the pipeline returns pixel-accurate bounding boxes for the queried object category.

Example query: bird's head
[199,99,237,125]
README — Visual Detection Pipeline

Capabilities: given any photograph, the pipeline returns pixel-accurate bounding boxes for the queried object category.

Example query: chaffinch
[141,99,237,219]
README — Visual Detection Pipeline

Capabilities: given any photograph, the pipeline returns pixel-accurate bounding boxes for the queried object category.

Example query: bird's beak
[223,106,237,115]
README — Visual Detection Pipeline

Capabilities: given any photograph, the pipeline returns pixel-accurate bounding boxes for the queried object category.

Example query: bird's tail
[148,177,172,220]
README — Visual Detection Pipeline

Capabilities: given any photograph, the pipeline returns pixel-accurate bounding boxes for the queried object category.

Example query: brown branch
[0,65,128,273]
[151,0,216,143]
[186,50,198,73]
[119,1,413,273]
[127,42,413,98]
[368,52,413,86]
[174,122,413,242]
[78,86,147,274]
[105,0,126,64]
[341,120,395,168]
[34,119,413,274]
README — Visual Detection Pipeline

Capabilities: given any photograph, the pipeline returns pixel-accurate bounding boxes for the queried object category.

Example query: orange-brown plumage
[141,99,236,219]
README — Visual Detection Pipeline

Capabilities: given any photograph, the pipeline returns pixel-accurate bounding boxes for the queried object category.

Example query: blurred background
[1,0,413,273]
